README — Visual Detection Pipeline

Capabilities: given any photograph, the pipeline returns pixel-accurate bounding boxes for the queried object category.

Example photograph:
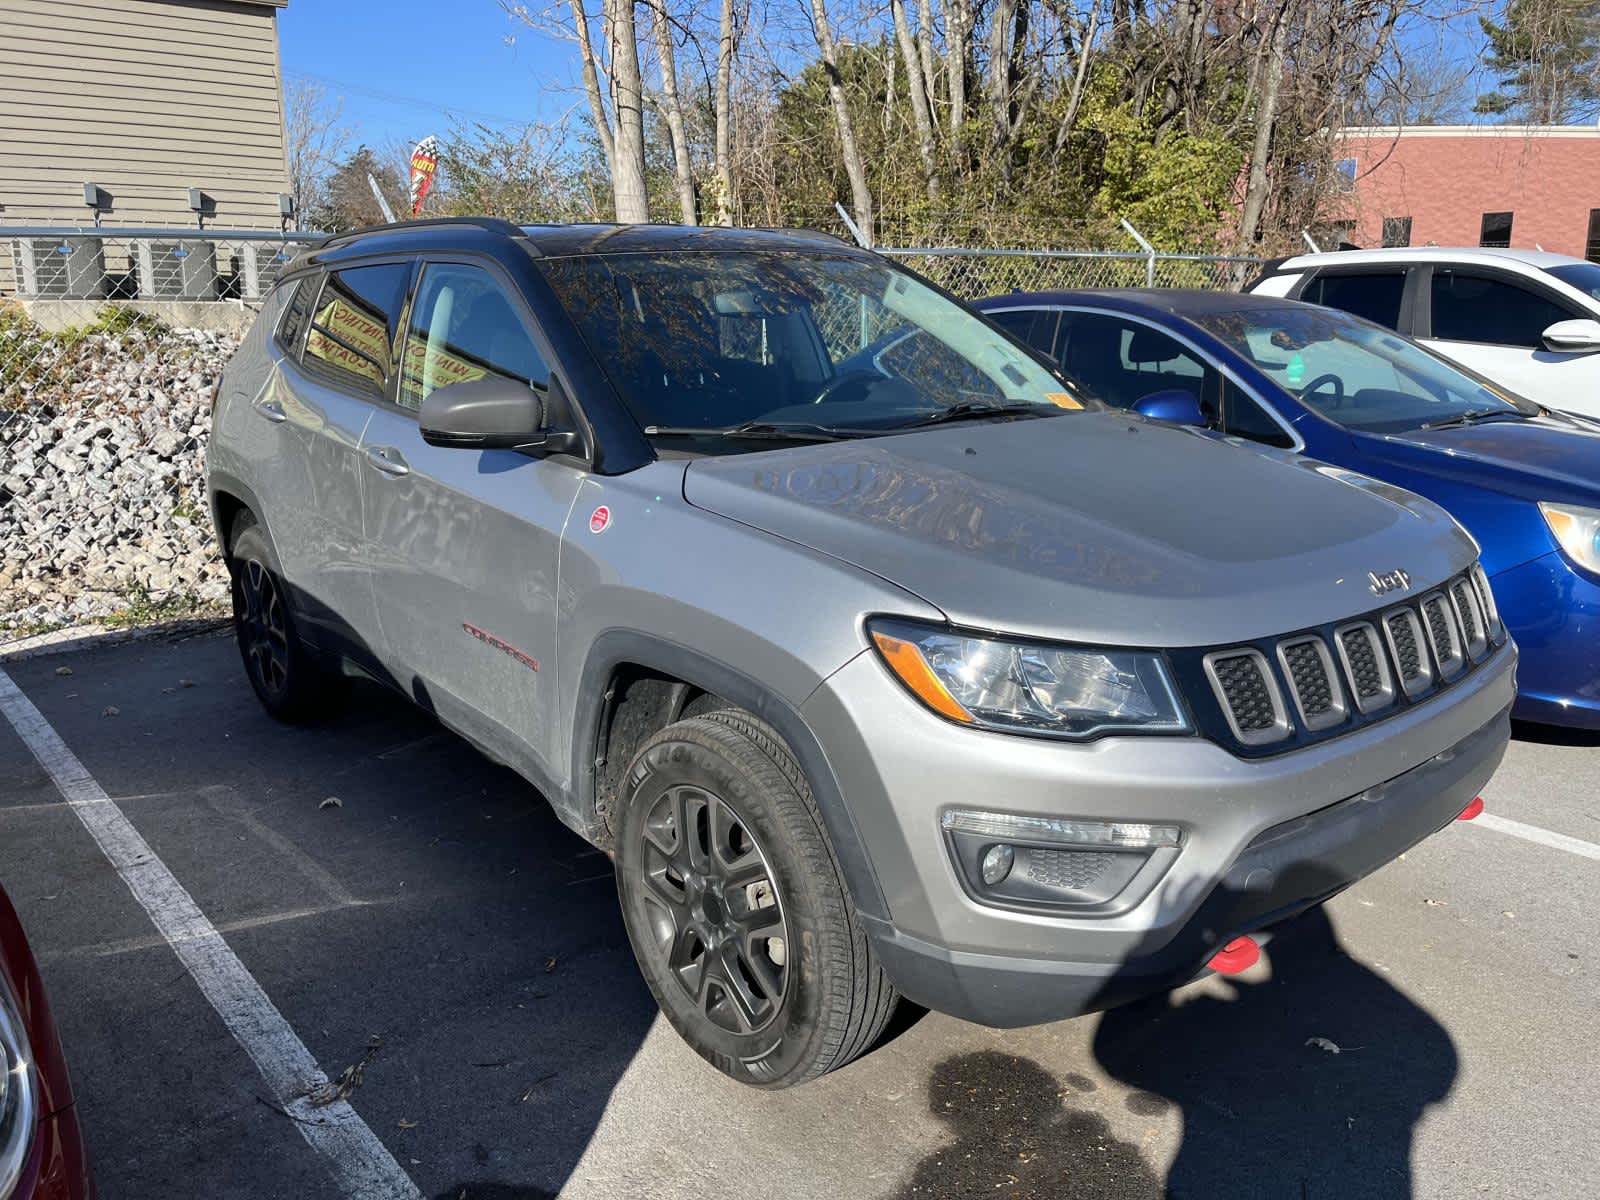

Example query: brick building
[1335,125,1600,261]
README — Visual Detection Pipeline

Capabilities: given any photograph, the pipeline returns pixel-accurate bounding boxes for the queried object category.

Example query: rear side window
[1057,312,1217,416]
[1429,271,1572,348]
[398,262,549,412]
[1301,271,1406,330]
[275,276,315,354]
[304,262,413,396]
[986,308,1060,358]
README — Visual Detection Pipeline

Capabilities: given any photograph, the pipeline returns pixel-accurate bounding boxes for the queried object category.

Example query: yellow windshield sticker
[1045,391,1084,410]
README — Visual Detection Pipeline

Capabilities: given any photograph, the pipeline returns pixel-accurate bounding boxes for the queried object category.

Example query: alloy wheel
[637,784,791,1034]
[236,559,290,697]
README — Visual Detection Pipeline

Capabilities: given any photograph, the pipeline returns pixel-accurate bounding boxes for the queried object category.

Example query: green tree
[307,146,406,233]
[1475,0,1600,122]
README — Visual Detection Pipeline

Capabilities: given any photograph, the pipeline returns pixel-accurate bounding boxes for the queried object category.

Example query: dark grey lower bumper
[866,703,1511,1028]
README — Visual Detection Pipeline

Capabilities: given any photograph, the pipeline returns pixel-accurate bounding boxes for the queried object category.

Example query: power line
[290,71,534,127]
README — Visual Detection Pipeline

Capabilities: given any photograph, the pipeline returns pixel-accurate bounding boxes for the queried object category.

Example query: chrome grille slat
[1421,592,1466,679]
[1450,578,1489,660]
[1334,622,1395,714]
[1203,649,1290,746]
[1276,636,1347,731]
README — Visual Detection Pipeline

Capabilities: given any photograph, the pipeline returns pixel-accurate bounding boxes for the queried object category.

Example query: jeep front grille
[1198,569,1500,750]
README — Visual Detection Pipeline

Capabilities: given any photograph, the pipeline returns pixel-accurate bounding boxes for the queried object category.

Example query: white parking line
[1472,812,1600,862]
[0,668,421,1200]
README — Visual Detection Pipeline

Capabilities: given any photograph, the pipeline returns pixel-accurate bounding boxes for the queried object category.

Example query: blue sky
[278,1,580,150]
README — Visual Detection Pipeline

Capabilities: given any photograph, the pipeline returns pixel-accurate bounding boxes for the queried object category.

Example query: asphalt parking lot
[0,626,1596,1200]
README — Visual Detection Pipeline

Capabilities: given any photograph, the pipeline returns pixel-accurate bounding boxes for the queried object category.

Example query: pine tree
[1474,0,1600,123]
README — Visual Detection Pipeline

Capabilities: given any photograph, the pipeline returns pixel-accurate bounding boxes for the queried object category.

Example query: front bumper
[802,638,1515,1027]
[1494,551,1600,728]
[15,1105,92,1200]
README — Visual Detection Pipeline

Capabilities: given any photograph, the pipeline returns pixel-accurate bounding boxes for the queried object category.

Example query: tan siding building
[0,0,291,229]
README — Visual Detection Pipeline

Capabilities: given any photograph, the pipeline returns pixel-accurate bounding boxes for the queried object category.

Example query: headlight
[1539,501,1600,574]
[0,971,36,1199]
[868,619,1189,739]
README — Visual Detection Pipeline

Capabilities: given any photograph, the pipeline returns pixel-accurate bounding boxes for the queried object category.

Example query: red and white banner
[408,135,440,216]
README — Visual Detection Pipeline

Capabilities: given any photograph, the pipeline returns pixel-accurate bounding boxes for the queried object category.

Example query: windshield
[1193,305,1528,434]
[1546,261,1600,302]
[538,251,1079,436]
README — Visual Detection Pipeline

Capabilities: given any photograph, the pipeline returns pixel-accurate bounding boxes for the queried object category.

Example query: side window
[1429,271,1572,348]
[1058,312,1216,415]
[1219,380,1294,449]
[1302,271,1406,330]
[275,276,315,355]
[986,308,1060,359]
[304,262,413,396]
[399,262,550,412]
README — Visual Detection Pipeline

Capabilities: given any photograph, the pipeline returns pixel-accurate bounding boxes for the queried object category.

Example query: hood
[683,413,1477,648]
[1363,412,1600,502]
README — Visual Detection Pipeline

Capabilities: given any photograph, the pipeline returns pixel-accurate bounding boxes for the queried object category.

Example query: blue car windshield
[1546,261,1600,301]
[1194,306,1529,434]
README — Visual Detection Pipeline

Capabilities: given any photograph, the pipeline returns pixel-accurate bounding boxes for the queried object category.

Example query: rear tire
[614,710,897,1087]
[228,514,336,723]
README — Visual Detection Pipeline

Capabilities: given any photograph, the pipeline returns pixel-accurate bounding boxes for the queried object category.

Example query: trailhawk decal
[463,623,541,672]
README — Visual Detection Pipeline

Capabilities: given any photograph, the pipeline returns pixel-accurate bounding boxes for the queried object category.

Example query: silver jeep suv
[208,218,1515,1087]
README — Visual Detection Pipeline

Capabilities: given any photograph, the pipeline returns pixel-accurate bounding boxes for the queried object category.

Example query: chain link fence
[0,222,1258,639]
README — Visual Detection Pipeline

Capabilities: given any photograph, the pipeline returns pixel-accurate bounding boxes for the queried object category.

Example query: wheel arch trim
[572,630,888,920]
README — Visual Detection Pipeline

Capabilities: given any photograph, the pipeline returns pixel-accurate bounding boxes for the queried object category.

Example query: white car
[1249,247,1600,417]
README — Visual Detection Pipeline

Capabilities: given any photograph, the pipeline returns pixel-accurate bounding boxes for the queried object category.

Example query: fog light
[980,843,1015,886]
[941,809,1182,850]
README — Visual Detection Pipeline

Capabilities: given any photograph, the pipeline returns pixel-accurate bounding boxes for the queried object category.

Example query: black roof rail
[311,215,525,250]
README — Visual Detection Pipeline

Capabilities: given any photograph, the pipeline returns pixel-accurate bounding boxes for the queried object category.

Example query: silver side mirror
[1541,318,1600,354]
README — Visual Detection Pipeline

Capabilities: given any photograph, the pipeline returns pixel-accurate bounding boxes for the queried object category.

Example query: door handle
[253,398,287,423]
[363,444,410,477]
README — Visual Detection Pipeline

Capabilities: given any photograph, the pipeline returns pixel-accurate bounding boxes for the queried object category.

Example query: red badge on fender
[589,505,611,534]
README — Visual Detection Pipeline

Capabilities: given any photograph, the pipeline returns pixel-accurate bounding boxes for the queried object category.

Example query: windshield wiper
[898,401,1055,429]
[1420,408,1526,431]
[642,420,863,443]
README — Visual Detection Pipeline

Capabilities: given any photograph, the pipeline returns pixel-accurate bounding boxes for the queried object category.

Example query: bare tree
[649,0,698,222]
[1238,1,1290,250]
[808,0,874,242]
[501,1,649,222]
[890,0,941,195]
[714,0,739,223]
[283,77,351,230]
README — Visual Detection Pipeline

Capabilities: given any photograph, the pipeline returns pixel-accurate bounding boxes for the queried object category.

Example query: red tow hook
[1457,796,1485,822]
[1207,935,1260,975]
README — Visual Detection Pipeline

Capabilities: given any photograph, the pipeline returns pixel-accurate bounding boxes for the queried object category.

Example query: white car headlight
[0,970,36,1200]
[1539,501,1600,575]
[869,619,1189,739]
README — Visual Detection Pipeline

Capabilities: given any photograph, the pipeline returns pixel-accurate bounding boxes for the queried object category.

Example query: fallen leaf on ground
[179,679,196,688]
[397,1118,418,1129]
[101,706,119,717]
[319,796,342,810]
[1423,898,1447,907]
[543,956,558,973]
[55,666,72,677]
[306,1036,382,1107]
[1306,1037,1342,1054]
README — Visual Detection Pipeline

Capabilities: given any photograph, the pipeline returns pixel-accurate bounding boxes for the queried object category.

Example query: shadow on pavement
[1093,904,1456,1199]
[1510,718,1600,747]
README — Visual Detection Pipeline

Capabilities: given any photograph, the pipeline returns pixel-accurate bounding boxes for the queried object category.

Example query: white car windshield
[1195,305,1532,434]
[538,251,1082,437]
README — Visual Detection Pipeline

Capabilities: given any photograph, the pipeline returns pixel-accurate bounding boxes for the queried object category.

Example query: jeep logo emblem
[1368,568,1411,596]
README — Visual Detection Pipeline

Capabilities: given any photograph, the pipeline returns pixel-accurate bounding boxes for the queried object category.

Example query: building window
[1479,211,1513,248]
[1587,209,1600,263]
[1335,158,1358,192]
[1381,216,1412,248]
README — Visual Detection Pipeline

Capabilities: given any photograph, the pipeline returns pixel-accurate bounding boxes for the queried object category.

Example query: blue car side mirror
[1133,389,1206,426]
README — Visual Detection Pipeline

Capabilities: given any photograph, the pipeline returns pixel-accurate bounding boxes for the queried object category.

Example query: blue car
[975,288,1600,729]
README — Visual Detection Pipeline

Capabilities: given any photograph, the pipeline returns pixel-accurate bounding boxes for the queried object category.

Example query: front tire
[615,710,897,1087]
[228,514,334,723]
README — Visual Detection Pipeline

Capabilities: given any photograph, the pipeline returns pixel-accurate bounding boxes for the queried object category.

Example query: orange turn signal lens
[871,630,973,723]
